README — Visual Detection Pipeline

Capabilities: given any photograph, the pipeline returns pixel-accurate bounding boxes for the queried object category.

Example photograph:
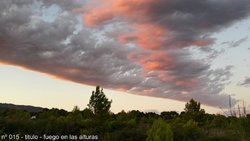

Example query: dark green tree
[184,99,205,122]
[81,108,94,119]
[161,111,179,120]
[88,86,112,119]
[183,119,202,141]
[147,118,173,141]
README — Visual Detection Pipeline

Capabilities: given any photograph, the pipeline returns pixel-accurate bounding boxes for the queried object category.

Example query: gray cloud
[0,0,245,108]
[128,49,235,107]
[239,77,250,86]
[150,0,250,47]
[222,37,248,48]
[41,0,85,10]
[0,0,143,91]
[84,0,250,49]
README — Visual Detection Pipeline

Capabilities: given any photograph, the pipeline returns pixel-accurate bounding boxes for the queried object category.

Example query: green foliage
[109,125,147,141]
[199,136,235,141]
[1,91,250,141]
[185,99,202,113]
[88,86,112,119]
[184,99,205,123]
[81,108,94,119]
[161,111,179,120]
[5,109,30,120]
[210,115,228,128]
[147,118,173,141]
[126,110,145,122]
[241,116,250,139]
[38,108,68,119]
[183,119,202,141]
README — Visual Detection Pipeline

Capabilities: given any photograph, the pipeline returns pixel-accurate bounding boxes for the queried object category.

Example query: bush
[199,136,235,141]
[147,119,173,141]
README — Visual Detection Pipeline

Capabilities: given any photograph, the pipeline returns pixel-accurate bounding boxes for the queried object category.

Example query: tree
[147,119,173,141]
[68,106,82,122]
[161,111,179,120]
[88,86,112,119]
[183,119,202,141]
[184,99,205,122]
[6,109,30,120]
[210,114,228,128]
[185,99,203,114]
[81,108,94,119]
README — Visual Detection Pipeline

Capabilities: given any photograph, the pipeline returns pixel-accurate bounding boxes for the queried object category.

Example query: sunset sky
[1,0,250,114]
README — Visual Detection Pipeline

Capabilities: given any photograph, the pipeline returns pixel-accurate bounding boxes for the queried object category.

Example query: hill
[0,103,44,112]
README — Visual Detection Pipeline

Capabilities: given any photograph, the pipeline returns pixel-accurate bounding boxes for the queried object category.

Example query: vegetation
[147,118,173,141]
[0,86,250,141]
[88,86,112,121]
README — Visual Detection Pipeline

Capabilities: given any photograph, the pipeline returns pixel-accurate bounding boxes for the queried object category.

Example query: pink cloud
[81,0,168,49]
[128,51,175,71]
[1,0,245,107]
[175,79,198,88]
[118,24,168,49]
[69,0,245,108]
[82,0,156,26]
[79,0,213,50]
[84,10,113,27]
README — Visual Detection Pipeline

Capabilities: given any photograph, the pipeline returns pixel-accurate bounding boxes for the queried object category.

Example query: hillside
[0,103,44,112]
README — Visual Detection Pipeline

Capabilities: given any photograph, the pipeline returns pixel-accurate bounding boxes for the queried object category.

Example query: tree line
[0,86,250,141]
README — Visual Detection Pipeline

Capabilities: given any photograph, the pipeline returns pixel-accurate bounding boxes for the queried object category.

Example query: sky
[0,0,250,114]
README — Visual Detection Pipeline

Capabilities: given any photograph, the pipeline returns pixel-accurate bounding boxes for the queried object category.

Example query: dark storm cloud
[0,0,246,107]
[0,0,141,89]
[127,49,235,107]
[83,0,250,49]
[151,0,250,43]
[80,0,249,107]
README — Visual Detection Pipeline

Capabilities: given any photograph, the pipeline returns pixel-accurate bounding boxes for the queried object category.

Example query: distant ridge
[0,103,44,112]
